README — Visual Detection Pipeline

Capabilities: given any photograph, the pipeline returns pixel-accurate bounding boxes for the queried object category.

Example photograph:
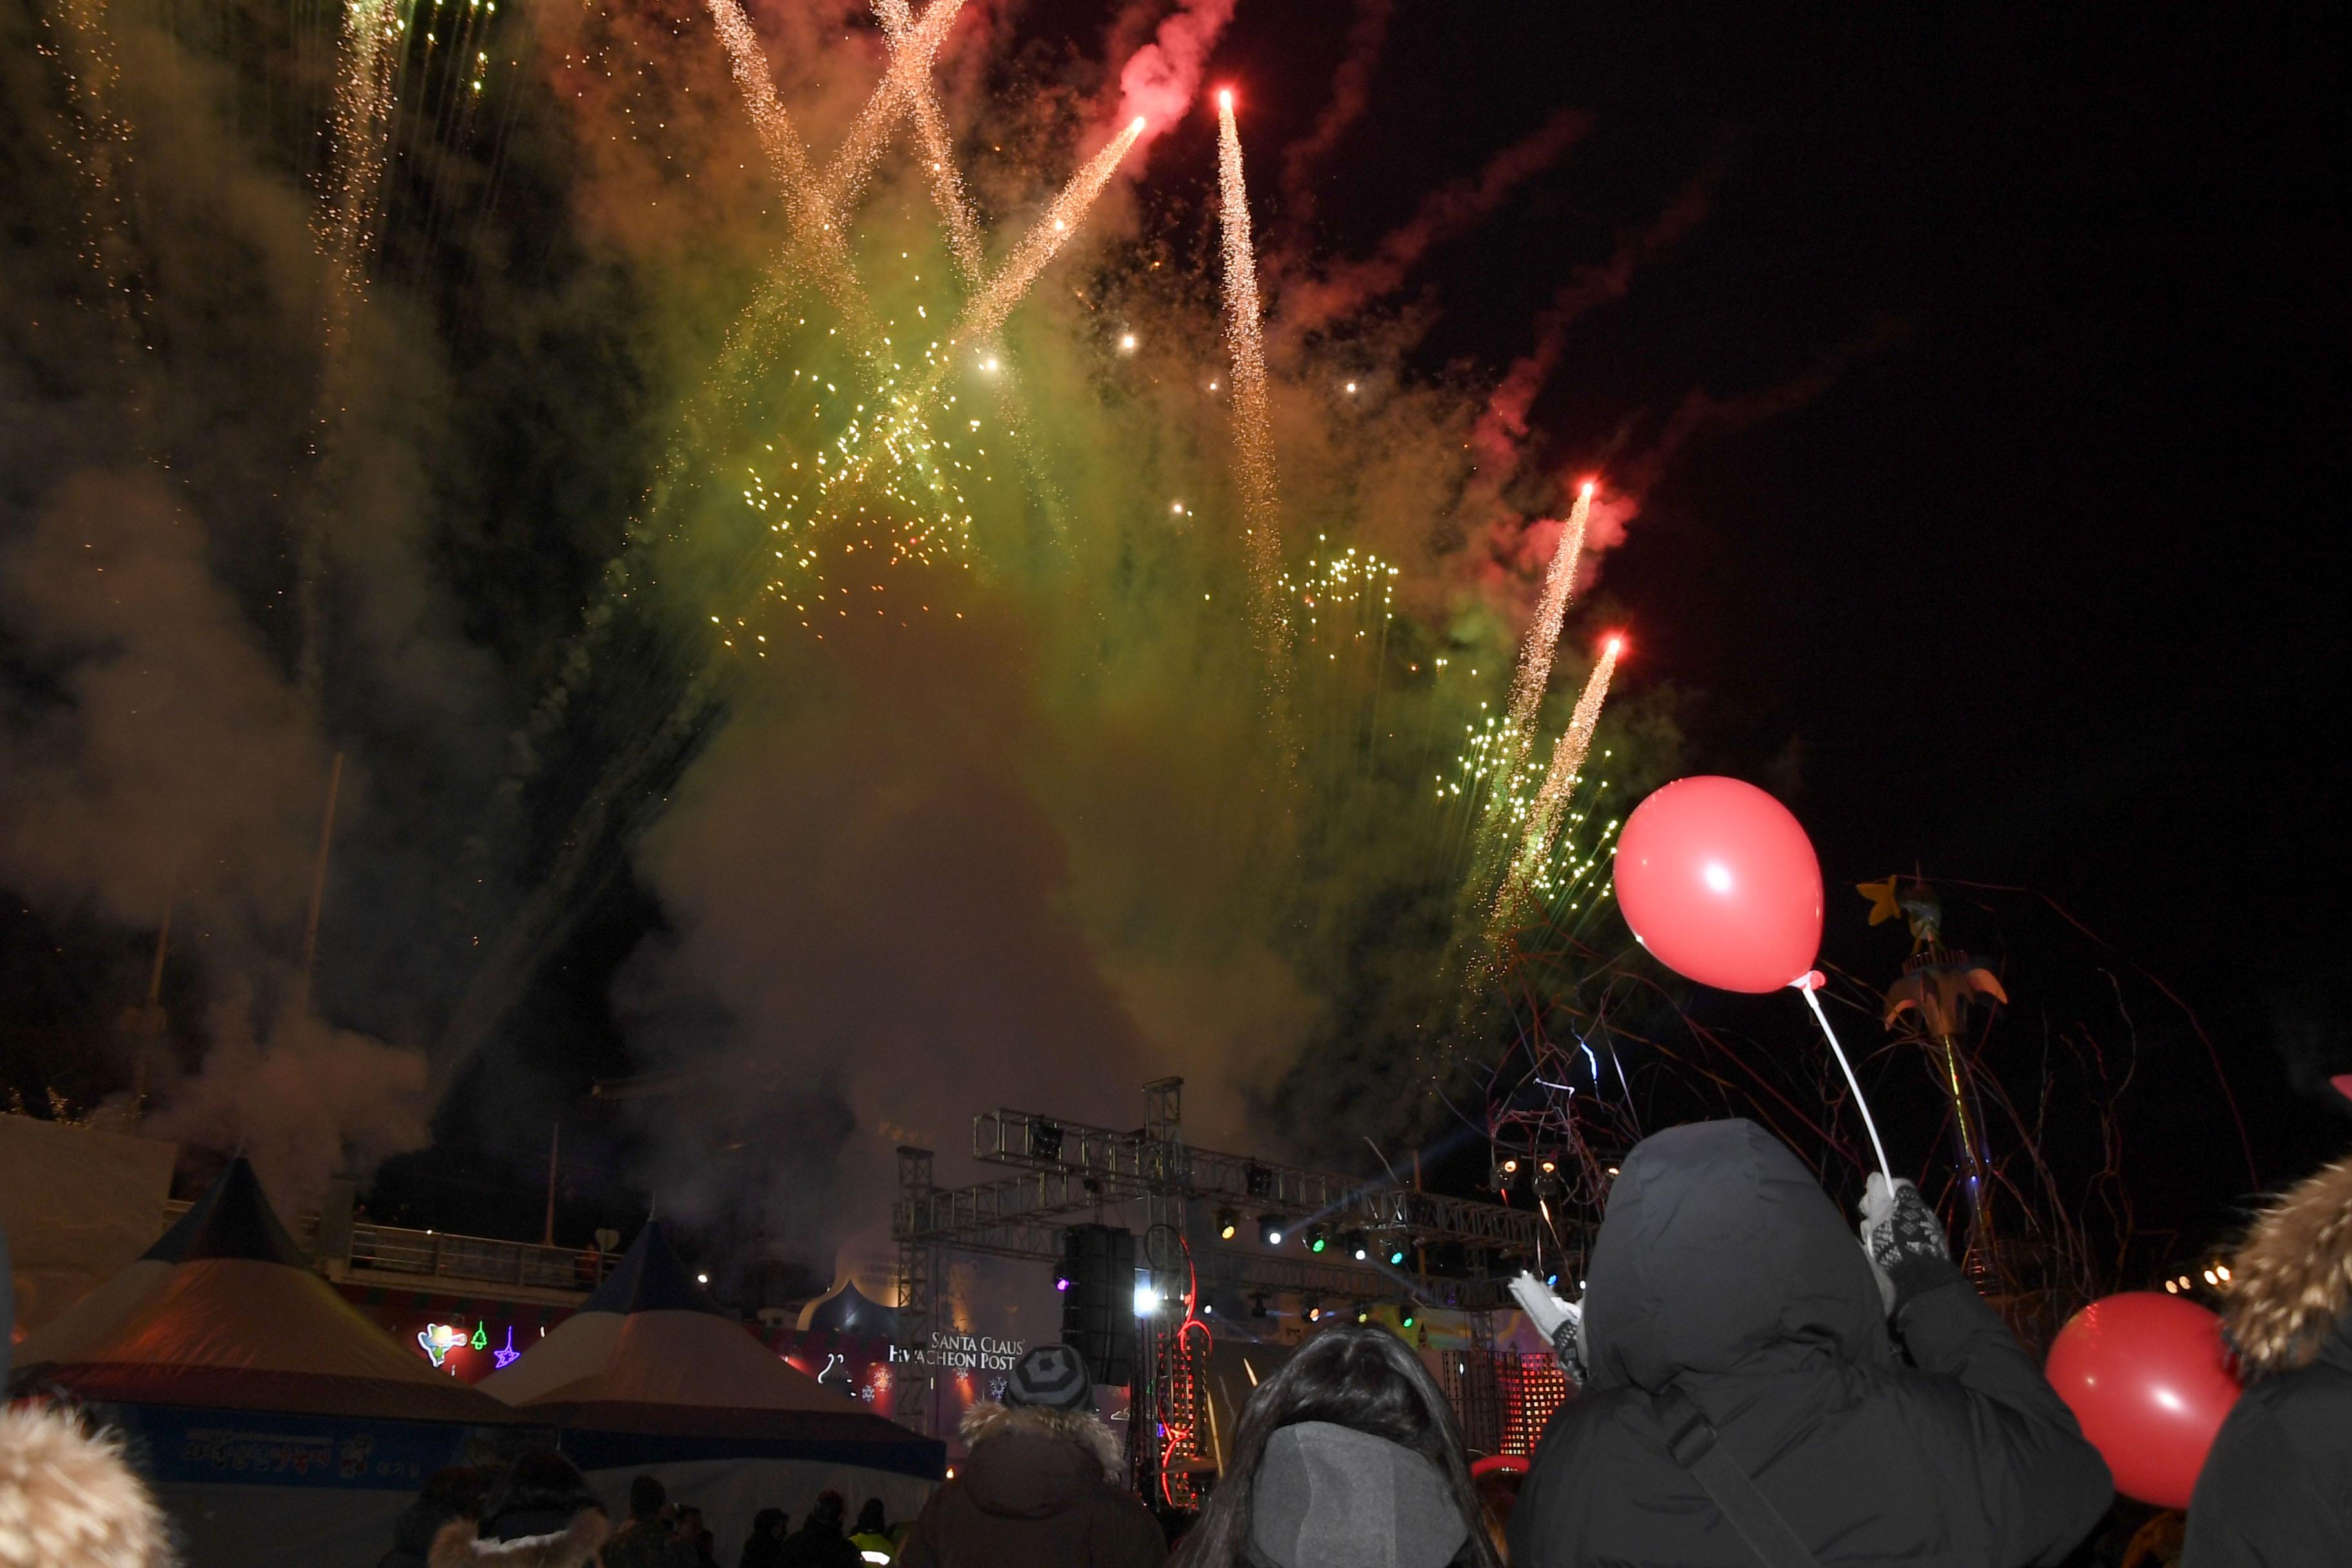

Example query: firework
[1498,482,1593,777]
[875,0,985,284]
[1491,634,1622,933]
[1217,92,1284,639]
[705,0,877,341]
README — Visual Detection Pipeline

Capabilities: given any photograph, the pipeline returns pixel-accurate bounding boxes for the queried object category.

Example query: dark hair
[482,1450,602,1537]
[752,1508,789,1539]
[418,1465,490,1519]
[630,1474,667,1520]
[1170,1326,1500,1568]
[810,1491,846,1527]
[856,1498,886,1534]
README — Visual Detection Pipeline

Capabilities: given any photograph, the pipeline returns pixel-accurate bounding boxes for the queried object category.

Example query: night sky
[3,0,2344,1272]
[1217,3,2349,1233]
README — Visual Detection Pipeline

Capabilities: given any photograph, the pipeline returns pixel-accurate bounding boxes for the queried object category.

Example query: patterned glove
[1509,1271,1586,1386]
[1857,1173,1962,1316]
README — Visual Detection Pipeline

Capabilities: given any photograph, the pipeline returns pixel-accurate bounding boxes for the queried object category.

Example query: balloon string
[1798,980,1893,1185]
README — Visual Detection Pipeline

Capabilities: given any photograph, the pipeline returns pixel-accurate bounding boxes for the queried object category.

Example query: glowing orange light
[1217,88,1234,112]
[1579,478,1598,499]
[1603,632,1626,656]
[1130,115,1147,133]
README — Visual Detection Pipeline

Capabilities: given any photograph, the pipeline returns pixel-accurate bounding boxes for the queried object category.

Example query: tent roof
[13,1159,520,1426]
[482,1222,931,1460]
[141,1159,307,1266]
[577,1219,727,1317]
[798,1279,899,1339]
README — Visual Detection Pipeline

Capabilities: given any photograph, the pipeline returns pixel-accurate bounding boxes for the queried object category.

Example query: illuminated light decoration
[471,1321,489,1351]
[493,1326,522,1369]
[417,1323,466,1368]
[818,1353,845,1384]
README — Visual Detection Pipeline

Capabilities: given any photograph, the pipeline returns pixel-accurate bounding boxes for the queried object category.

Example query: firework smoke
[1112,0,1237,155]
[1278,109,1588,342]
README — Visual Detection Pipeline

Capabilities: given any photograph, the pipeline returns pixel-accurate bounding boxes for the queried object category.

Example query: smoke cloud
[1112,0,1239,153]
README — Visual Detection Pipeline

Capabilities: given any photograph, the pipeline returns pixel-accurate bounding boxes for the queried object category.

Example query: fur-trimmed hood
[428,1512,609,1568]
[2226,1152,2352,1377]
[958,1398,1122,1482]
[0,1403,173,1568]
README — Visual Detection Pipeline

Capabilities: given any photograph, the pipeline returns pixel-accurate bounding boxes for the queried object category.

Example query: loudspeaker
[1059,1223,1137,1387]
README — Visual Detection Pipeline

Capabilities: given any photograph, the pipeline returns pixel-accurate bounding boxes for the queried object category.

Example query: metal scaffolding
[890,1079,1562,1455]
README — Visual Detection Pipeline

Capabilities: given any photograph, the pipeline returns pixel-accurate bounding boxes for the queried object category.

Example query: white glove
[1857,1172,1957,1317]
[1510,1271,1585,1384]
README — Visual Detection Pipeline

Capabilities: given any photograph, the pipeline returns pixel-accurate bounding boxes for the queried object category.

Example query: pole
[1932,1031,1999,1286]
[297,750,345,1017]
[542,1119,560,1247]
[130,892,173,1128]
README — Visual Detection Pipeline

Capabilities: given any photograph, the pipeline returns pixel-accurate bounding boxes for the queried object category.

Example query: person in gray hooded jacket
[1171,1324,1499,1568]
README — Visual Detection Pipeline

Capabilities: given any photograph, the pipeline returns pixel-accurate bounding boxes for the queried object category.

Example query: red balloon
[1612,776,1823,993]
[2045,1292,2241,1509]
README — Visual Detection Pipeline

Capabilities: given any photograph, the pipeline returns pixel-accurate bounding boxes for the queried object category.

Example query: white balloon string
[1798,979,1893,1186]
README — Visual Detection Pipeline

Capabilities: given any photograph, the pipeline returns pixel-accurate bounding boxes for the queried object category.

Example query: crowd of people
[6,1115,2349,1566]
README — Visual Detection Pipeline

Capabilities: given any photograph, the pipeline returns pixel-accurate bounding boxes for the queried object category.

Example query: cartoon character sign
[416,1324,466,1369]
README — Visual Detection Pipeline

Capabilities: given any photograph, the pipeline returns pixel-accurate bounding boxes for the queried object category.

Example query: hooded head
[1582,1120,1885,1392]
[2224,1152,2352,1377]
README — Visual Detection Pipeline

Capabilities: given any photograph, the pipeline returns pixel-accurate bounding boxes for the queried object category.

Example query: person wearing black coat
[778,1493,863,1568]
[2185,1151,2352,1564]
[1507,1119,2112,1568]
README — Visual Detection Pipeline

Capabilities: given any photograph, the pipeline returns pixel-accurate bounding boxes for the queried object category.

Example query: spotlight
[1258,1213,1284,1247]
[1304,1225,1329,1255]
[1344,1231,1369,1262]
[1352,1302,1371,1325]
[1053,1264,1072,1293]
[1303,1297,1322,1322]
[1386,1240,1408,1267]
[1400,1308,1416,1329]
[1216,1208,1239,1242]
[1133,1280,1161,1317]
[1202,1302,1213,1315]
[1534,1157,1566,1202]
[1249,1291,1270,1319]
[1490,1154,1520,1191]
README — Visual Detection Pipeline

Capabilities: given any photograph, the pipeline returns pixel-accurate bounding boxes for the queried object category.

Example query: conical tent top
[141,1157,307,1266]
[579,1218,726,1317]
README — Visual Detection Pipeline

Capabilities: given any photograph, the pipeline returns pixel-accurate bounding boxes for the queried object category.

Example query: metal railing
[161,1201,615,1295]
